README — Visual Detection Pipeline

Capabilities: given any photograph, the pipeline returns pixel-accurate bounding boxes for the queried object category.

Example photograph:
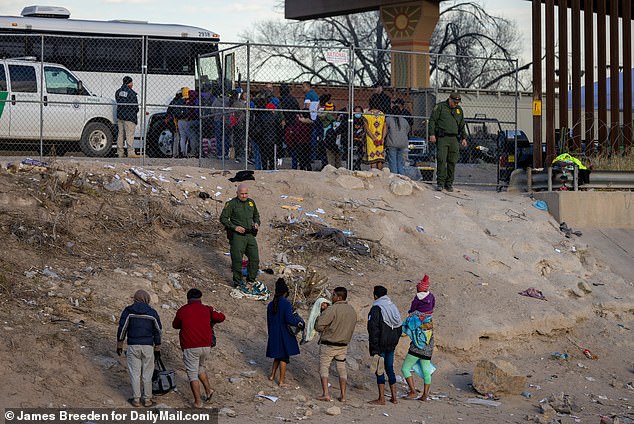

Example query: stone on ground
[472,359,526,395]
[325,406,341,416]
[389,179,413,196]
[336,175,364,190]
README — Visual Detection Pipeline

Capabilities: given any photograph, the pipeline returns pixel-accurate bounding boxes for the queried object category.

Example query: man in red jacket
[173,288,225,408]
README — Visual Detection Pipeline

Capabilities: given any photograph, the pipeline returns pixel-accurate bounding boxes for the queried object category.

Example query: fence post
[244,42,251,171]
[348,45,355,170]
[140,36,148,162]
[39,35,44,159]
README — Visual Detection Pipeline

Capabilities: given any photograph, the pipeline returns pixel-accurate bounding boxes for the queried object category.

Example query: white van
[0,57,116,156]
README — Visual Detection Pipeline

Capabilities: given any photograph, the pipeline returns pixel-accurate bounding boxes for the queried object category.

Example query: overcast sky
[2,0,533,60]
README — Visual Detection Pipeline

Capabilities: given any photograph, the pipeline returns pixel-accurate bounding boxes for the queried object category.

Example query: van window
[44,66,80,95]
[8,65,37,93]
[0,65,7,91]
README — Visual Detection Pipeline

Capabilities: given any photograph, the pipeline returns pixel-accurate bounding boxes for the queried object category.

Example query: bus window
[148,39,194,75]
[148,39,217,75]
[84,38,141,73]
[0,65,7,91]
[8,65,37,93]
[44,66,80,95]
[42,36,83,70]
[0,35,28,59]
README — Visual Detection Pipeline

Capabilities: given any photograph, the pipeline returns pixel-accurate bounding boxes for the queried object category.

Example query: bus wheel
[147,121,173,158]
[80,122,113,157]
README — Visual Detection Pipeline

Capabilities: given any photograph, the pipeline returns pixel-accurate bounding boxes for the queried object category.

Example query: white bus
[0,5,224,157]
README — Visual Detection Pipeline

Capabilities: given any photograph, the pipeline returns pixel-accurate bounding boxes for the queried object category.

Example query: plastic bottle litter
[583,348,598,360]
[342,230,353,237]
[551,352,570,360]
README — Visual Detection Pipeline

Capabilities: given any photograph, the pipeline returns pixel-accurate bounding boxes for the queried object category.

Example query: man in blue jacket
[115,76,140,158]
[117,289,162,407]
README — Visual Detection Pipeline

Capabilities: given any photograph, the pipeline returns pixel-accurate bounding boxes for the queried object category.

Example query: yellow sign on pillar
[532,100,542,116]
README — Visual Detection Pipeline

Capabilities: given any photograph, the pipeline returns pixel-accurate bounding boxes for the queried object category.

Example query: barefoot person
[172,288,225,408]
[314,287,357,402]
[367,285,402,405]
[401,275,435,401]
[266,278,305,386]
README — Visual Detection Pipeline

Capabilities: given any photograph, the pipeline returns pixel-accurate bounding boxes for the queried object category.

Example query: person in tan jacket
[314,287,357,402]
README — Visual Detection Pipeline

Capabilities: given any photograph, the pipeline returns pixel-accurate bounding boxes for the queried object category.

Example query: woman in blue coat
[267,278,304,386]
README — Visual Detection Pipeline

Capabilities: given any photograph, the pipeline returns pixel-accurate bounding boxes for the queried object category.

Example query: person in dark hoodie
[367,285,402,405]
[401,275,435,401]
[116,289,162,407]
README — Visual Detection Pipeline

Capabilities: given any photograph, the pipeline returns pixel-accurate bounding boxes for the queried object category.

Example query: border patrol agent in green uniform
[220,184,260,287]
[428,92,468,192]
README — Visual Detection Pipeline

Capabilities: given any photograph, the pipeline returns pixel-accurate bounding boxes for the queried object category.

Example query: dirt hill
[0,159,632,423]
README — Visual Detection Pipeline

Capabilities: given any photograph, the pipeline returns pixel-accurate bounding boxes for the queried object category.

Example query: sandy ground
[0,158,632,423]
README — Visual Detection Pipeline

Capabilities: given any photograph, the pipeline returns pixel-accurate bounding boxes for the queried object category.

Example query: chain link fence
[1,34,520,187]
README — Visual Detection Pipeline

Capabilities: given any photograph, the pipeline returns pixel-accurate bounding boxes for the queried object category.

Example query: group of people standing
[265,275,437,405]
[116,274,437,408]
[116,288,225,408]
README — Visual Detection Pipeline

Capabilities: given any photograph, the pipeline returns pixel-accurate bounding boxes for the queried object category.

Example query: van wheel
[80,122,113,157]
[147,121,173,158]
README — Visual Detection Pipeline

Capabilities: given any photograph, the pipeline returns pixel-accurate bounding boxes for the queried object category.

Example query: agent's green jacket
[220,197,261,232]
[428,100,467,139]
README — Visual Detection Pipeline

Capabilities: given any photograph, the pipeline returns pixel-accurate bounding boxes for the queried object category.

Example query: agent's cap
[449,92,461,102]
[123,76,133,85]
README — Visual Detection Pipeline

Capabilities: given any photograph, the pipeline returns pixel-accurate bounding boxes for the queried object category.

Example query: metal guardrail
[527,168,634,191]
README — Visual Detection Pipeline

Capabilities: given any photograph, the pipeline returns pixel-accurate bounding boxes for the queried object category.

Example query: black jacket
[115,84,139,124]
[117,302,162,346]
[367,305,402,356]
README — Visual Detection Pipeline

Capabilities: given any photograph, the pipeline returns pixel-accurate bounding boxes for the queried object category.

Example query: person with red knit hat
[408,275,435,316]
[401,275,435,401]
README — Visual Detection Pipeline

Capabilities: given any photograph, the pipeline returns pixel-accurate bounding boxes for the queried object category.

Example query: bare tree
[239,2,529,89]
[239,12,390,85]
[431,2,530,90]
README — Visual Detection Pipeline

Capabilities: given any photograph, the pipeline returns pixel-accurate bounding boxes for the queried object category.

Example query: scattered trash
[342,230,353,237]
[281,205,301,211]
[567,336,599,360]
[518,287,547,301]
[554,248,562,253]
[583,349,598,359]
[560,222,582,238]
[532,200,548,211]
[521,391,532,398]
[304,212,319,218]
[315,208,325,214]
[465,398,501,407]
[529,384,541,390]
[199,192,210,199]
[256,394,279,402]
[585,376,596,381]
[230,281,271,301]
[463,255,476,263]
[551,352,570,360]
[416,226,425,233]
